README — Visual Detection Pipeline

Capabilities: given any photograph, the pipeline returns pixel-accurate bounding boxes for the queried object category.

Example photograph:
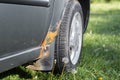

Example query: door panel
[0,3,52,57]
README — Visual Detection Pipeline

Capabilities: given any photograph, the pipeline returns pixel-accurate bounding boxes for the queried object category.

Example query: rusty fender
[26,21,61,70]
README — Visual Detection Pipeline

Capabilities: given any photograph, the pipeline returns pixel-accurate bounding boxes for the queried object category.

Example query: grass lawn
[0,1,120,80]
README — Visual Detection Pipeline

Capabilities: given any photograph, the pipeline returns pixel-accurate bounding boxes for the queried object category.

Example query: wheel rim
[69,12,82,65]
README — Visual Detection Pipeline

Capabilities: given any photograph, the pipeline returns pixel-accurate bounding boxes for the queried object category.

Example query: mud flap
[38,41,55,71]
[26,39,55,71]
[26,40,55,71]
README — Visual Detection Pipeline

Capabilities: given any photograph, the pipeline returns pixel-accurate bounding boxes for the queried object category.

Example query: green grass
[0,2,120,80]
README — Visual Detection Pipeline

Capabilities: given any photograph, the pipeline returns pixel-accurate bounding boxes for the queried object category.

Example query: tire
[54,0,84,73]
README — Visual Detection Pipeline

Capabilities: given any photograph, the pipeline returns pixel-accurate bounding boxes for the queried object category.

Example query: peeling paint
[37,20,61,59]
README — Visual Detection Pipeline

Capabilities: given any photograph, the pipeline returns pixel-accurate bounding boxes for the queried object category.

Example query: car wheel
[54,0,84,73]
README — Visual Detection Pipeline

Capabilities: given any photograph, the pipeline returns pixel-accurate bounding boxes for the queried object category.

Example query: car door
[0,0,53,58]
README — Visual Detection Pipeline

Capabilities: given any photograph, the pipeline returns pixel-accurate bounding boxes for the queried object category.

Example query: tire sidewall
[67,1,84,70]
[55,1,84,73]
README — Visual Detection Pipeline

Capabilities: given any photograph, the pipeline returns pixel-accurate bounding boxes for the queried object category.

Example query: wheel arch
[51,0,90,32]
[78,0,90,32]
[49,0,66,31]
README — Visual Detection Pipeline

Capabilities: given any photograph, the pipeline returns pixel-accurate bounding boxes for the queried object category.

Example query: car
[0,0,90,73]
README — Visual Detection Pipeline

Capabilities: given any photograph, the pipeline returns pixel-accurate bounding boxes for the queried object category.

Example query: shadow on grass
[88,9,120,35]
[0,66,51,80]
[0,67,32,79]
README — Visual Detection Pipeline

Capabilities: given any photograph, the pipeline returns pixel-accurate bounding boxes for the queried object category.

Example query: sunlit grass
[91,1,120,14]
[0,1,120,80]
